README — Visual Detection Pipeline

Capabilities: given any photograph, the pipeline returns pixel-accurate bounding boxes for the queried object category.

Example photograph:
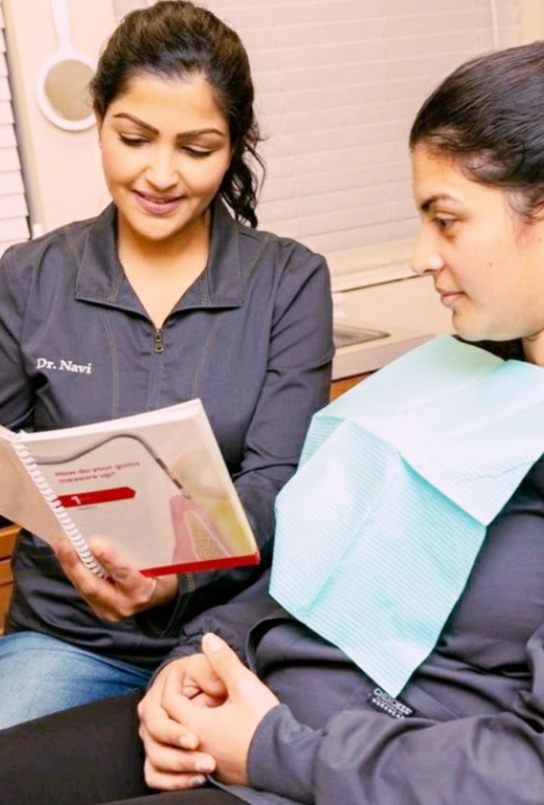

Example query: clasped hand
[138,634,279,791]
[52,537,178,621]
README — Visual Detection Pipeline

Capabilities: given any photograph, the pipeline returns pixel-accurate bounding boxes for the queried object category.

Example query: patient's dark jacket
[164,450,544,804]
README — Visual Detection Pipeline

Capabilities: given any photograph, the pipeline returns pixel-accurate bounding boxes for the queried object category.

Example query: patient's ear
[507,190,544,230]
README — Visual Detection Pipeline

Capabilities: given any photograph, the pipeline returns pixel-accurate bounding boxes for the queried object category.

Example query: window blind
[205,0,521,284]
[0,0,29,256]
[121,1,522,284]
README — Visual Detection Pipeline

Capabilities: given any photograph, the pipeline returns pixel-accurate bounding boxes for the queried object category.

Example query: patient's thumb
[201,632,245,687]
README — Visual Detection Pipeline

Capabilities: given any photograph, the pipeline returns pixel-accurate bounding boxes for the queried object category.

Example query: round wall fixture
[36,0,96,132]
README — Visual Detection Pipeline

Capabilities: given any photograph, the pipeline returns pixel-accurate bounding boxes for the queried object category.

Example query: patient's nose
[411,231,444,275]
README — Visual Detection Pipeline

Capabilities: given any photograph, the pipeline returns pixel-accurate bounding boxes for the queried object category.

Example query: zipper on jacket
[153,328,165,354]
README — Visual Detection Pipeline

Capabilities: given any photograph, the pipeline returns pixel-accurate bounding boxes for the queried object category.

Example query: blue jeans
[0,631,153,728]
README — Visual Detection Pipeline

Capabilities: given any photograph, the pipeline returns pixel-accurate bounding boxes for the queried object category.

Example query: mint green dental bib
[270,336,544,696]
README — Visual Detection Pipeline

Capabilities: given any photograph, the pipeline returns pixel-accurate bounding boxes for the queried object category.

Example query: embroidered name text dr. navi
[36,357,93,375]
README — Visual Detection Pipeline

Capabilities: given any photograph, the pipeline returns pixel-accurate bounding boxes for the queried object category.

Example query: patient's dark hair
[409,41,544,220]
[91,0,263,227]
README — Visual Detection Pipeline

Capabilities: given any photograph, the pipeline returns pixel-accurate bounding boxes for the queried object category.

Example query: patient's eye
[433,215,457,233]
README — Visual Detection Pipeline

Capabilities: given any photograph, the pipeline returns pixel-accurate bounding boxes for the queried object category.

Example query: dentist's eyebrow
[178,128,227,140]
[112,113,226,139]
[420,193,460,212]
[113,113,158,134]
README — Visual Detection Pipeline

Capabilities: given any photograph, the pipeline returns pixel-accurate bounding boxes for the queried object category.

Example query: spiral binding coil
[13,435,107,577]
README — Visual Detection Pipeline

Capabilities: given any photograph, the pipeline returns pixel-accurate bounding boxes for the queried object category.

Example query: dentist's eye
[182,146,213,158]
[119,135,148,147]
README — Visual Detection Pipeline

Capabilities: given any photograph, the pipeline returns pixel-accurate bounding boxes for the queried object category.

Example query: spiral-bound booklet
[0,400,259,577]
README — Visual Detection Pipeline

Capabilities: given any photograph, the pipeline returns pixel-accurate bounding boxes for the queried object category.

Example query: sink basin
[333,323,389,348]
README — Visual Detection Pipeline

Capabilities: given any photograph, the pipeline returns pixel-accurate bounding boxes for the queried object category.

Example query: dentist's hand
[52,537,178,621]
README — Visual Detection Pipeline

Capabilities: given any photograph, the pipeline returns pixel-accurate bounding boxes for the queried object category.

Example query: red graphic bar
[140,551,261,577]
[58,487,136,508]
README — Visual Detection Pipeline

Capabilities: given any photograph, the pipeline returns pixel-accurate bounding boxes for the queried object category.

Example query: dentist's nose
[145,148,179,190]
[411,229,445,276]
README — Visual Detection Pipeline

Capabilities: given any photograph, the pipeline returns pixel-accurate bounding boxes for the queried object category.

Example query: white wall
[3,0,540,285]
[3,0,115,233]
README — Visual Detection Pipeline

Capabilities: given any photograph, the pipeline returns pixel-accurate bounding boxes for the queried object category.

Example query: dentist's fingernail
[190,775,206,787]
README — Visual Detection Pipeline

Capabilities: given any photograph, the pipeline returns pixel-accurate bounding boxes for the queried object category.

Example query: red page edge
[139,551,261,577]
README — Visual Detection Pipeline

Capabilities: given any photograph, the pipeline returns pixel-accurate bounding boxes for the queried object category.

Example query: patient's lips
[436,286,464,308]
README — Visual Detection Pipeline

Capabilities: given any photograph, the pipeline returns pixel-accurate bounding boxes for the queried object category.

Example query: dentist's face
[411,146,544,346]
[96,71,232,248]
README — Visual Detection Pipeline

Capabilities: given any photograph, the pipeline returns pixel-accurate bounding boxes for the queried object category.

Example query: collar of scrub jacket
[74,199,245,314]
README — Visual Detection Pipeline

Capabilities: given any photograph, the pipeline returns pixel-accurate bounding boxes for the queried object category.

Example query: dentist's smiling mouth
[133,189,185,215]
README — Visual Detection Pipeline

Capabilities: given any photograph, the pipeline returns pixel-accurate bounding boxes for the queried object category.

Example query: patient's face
[410,146,544,352]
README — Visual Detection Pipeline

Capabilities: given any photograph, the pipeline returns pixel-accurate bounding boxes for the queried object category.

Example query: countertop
[332,274,453,379]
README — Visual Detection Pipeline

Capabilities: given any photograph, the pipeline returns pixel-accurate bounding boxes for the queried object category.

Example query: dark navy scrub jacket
[0,200,333,668]
[162,343,544,805]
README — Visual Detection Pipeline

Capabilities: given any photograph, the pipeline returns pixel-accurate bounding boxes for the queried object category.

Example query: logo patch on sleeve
[369,687,414,719]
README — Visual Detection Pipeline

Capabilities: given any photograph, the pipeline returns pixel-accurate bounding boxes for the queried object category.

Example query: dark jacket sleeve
[248,621,544,805]
[140,247,332,637]
[0,247,34,429]
[233,246,333,547]
[151,572,278,675]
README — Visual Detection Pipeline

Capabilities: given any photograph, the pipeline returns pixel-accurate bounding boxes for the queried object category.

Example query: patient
[3,40,544,805]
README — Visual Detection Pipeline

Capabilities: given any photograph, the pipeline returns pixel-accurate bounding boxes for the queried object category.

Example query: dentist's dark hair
[91,0,264,227]
[410,41,544,220]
